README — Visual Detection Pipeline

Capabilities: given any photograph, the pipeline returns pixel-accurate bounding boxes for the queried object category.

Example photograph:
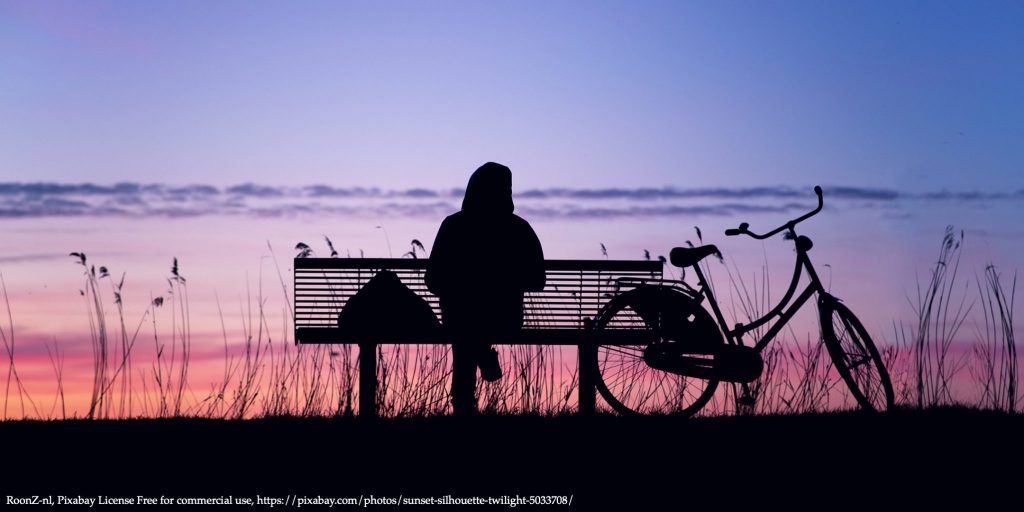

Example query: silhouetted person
[426,162,545,416]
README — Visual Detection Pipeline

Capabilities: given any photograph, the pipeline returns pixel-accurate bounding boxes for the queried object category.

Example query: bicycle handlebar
[725,186,823,240]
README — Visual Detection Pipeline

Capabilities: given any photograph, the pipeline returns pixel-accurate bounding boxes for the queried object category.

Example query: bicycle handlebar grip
[726,222,749,236]
[814,185,822,196]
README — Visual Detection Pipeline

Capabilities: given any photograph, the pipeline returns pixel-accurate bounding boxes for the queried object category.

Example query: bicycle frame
[688,227,828,354]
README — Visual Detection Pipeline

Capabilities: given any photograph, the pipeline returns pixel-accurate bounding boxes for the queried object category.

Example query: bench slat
[295,327,658,345]
[295,258,661,272]
[293,258,662,344]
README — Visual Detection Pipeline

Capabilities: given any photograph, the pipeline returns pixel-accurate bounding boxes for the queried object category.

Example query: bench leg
[359,343,377,418]
[578,343,597,415]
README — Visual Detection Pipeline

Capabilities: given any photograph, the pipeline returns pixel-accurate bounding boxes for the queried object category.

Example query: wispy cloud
[0,182,1019,220]
[0,253,77,265]
[520,202,813,219]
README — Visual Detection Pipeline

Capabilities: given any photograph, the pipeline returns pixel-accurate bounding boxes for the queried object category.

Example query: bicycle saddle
[669,245,721,268]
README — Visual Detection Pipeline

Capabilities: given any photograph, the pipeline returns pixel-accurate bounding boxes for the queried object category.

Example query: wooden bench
[294,257,662,416]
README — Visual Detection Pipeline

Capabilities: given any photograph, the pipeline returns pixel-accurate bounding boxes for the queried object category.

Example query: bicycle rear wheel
[592,286,721,416]
[819,297,894,411]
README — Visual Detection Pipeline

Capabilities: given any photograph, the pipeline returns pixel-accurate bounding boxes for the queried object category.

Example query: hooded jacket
[425,162,545,335]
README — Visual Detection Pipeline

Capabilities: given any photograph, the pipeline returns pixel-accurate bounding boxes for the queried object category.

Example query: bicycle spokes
[821,300,894,411]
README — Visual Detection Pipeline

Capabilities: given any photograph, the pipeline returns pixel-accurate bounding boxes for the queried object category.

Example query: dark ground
[3,407,1022,509]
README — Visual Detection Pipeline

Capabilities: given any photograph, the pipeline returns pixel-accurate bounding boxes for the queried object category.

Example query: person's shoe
[478,347,502,382]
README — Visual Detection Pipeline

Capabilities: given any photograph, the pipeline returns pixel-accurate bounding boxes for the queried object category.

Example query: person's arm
[521,221,546,292]
[425,218,452,297]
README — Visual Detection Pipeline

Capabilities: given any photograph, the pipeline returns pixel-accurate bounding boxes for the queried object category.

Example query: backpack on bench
[337,270,441,341]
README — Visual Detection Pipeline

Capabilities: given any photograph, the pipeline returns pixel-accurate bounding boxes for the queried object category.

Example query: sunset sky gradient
[1,0,1021,416]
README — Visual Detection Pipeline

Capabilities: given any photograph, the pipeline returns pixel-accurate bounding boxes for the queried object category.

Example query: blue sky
[2,0,1022,191]
[0,1,1022,417]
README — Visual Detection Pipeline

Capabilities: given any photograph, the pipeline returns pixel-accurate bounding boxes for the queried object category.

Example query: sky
[2,0,1022,190]
[0,0,1022,417]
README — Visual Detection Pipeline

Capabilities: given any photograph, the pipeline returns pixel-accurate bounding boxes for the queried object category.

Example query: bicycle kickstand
[736,383,756,414]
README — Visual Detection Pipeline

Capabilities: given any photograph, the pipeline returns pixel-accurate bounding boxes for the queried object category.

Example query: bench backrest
[294,258,662,334]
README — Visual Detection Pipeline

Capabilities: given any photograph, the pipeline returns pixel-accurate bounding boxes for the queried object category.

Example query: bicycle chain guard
[643,343,763,383]
[627,285,764,383]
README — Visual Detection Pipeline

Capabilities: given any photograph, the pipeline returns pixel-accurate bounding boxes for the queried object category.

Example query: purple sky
[2,0,1022,191]
[0,1,1021,416]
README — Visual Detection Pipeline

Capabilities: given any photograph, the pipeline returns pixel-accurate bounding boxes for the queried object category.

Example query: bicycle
[590,186,895,415]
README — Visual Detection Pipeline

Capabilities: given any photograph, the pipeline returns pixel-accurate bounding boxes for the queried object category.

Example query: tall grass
[479,345,579,415]
[71,254,144,418]
[377,344,451,416]
[883,324,916,405]
[0,224,1019,420]
[44,339,66,419]
[882,226,1019,412]
[908,227,972,408]
[1,272,39,419]
[971,264,1017,412]
[750,336,842,414]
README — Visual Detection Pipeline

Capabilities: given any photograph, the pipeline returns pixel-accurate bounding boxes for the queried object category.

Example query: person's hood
[462,162,514,214]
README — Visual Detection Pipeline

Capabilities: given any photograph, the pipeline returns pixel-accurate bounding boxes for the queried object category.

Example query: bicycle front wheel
[819,297,894,412]
[592,287,721,416]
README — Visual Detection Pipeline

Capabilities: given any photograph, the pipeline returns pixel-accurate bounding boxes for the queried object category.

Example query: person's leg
[451,342,477,416]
